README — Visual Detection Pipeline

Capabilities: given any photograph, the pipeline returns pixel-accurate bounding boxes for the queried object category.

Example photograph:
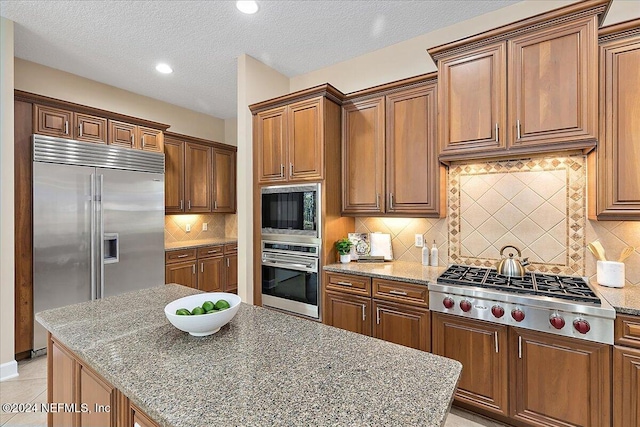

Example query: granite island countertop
[165,237,237,250]
[36,284,462,427]
[325,261,640,316]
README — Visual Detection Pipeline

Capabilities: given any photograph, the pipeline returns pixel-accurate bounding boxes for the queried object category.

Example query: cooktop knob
[573,318,591,334]
[491,305,505,318]
[511,308,525,322]
[443,297,455,309]
[460,300,472,312]
[549,313,565,329]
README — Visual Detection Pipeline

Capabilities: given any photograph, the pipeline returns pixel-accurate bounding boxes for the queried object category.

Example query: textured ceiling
[1,1,522,119]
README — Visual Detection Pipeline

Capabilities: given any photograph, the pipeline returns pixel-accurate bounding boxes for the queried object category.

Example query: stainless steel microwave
[261,183,320,239]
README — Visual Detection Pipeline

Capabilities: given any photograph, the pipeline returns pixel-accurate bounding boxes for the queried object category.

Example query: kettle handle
[500,245,522,257]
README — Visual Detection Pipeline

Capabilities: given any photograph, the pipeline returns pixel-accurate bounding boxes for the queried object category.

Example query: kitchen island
[36,284,462,427]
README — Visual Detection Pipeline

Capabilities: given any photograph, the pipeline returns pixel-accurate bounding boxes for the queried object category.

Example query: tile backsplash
[355,154,640,286]
[165,213,237,243]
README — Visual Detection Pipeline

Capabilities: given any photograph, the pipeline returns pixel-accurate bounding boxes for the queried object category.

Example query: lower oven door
[261,253,319,319]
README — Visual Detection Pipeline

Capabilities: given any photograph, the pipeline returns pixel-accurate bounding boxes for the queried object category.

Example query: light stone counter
[323,261,446,286]
[165,237,237,250]
[36,284,462,427]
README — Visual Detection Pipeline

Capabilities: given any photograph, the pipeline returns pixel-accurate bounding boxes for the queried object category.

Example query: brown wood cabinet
[324,273,431,352]
[429,1,605,162]
[591,21,640,220]
[49,338,76,427]
[164,133,237,214]
[212,147,236,213]
[107,120,163,153]
[166,244,238,294]
[613,313,640,427]
[131,403,160,427]
[254,96,327,184]
[34,104,108,144]
[78,363,116,427]
[342,79,444,217]
[432,312,509,418]
[510,328,611,427]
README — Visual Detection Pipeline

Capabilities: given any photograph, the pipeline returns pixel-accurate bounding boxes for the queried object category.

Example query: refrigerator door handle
[90,173,97,300]
[98,174,105,299]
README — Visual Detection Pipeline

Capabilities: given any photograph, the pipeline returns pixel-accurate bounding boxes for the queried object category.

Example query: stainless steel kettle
[496,245,529,277]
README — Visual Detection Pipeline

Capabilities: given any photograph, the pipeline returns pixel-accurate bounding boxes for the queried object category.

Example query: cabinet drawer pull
[389,193,394,210]
[64,121,69,135]
[289,162,293,176]
[388,290,407,296]
[376,193,380,210]
[207,250,219,254]
[141,135,145,148]
[362,304,366,321]
[201,262,204,273]
[227,258,230,267]
[280,164,284,178]
[180,200,183,210]
[177,254,189,258]
[336,281,353,287]
[131,134,134,145]
[495,123,498,142]
[516,119,521,140]
[188,200,191,210]
[214,200,218,210]
[192,264,196,274]
[376,307,380,325]
[79,123,83,137]
[494,331,499,353]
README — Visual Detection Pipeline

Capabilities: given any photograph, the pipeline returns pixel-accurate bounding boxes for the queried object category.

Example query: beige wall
[236,54,289,304]
[1,17,16,379]
[290,0,618,94]
[224,118,238,146]
[15,59,226,142]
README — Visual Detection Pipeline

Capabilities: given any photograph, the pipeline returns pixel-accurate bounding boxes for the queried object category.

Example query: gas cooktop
[437,264,600,304]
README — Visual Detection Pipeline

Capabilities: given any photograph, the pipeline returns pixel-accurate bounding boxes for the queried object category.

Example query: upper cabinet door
[386,84,442,216]
[164,137,185,214]
[595,31,640,220]
[255,107,287,184]
[508,16,597,148]
[342,96,385,215]
[139,126,164,153]
[75,113,107,144]
[184,142,212,213]
[108,120,137,149]
[34,104,73,138]
[438,42,507,158]
[288,97,323,181]
[212,147,236,213]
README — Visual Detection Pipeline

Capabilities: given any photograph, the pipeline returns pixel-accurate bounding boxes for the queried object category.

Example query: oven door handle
[262,260,316,272]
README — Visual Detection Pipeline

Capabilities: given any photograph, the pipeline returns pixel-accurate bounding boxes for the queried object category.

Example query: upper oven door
[261,183,320,239]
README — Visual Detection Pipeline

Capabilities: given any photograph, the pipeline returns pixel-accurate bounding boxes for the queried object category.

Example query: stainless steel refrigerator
[32,134,165,353]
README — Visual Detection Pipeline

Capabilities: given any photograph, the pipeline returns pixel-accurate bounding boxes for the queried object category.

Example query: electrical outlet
[185,224,191,232]
[202,223,208,231]
[415,234,424,247]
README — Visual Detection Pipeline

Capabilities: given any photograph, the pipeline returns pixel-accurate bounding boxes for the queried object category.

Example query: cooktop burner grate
[437,265,601,304]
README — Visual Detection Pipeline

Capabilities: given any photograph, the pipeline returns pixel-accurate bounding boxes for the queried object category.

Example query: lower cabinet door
[78,364,115,427]
[510,328,611,427]
[198,257,224,292]
[432,313,509,417]
[165,261,197,288]
[131,403,160,427]
[224,254,238,293]
[373,300,430,352]
[50,339,76,427]
[324,291,371,336]
[613,346,640,427]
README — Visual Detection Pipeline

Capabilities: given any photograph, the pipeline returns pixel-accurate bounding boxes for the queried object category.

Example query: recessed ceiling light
[236,1,258,14]
[155,63,173,74]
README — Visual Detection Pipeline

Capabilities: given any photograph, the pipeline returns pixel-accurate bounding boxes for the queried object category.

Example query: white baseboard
[0,360,18,381]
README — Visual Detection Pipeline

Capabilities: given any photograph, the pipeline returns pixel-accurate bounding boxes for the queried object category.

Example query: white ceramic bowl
[164,292,241,336]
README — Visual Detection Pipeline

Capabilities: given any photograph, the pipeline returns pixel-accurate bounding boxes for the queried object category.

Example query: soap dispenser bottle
[421,243,429,266]
[430,241,438,267]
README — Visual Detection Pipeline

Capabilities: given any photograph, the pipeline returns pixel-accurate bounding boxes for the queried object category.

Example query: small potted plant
[335,238,353,264]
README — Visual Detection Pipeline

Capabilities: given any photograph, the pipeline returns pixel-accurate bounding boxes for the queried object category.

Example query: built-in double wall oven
[260,183,321,319]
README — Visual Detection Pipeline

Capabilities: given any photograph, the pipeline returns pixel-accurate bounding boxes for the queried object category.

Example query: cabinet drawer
[325,273,371,296]
[224,243,238,254]
[615,314,640,348]
[197,245,224,258]
[165,249,197,264]
[373,279,428,307]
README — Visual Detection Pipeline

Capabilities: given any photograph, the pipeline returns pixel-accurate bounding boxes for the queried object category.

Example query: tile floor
[0,356,506,426]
